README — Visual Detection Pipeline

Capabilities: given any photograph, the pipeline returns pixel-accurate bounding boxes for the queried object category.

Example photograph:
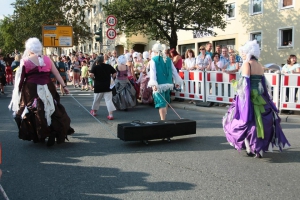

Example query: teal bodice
[152,56,173,85]
[250,75,263,94]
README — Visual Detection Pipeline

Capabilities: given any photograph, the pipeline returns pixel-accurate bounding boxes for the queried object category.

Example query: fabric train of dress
[112,79,136,110]
[139,73,153,104]
[15,57,74,144]
[223,75,290,154]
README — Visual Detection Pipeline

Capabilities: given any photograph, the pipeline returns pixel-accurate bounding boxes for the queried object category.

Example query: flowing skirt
[112,79,136,110]
[16,82,74,143]
[223,93,290,154]
[140,76,153,104]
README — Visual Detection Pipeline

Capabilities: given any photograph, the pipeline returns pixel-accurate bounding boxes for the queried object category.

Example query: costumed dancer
[148,42,183,120]
[8,37,74,146]
[138,51,153,104]
[112,55,137,111]
[223,40,290,158]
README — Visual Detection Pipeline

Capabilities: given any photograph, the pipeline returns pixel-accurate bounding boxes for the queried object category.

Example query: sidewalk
[170,99,300,123]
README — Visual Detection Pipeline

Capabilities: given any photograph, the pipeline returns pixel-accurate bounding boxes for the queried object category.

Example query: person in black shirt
[89,56,117,119]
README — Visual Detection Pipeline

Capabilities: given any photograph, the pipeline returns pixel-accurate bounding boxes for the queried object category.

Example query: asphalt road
[0,85,300,200]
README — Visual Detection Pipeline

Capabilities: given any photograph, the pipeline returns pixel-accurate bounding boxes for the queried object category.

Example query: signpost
[106,15,117,27]
[42,25,73,47]
[106,28,117,40]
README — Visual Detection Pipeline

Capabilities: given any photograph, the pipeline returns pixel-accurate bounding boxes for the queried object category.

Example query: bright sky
[0,0,15,20]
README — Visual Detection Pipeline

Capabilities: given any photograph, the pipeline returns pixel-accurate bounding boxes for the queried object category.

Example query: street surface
[0,85,300,200]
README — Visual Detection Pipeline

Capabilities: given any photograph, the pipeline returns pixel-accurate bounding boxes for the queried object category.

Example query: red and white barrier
[171,70,205,101]
[279,74,300,111]
[171,70,299,112]
[264,73,280,108]
[205,71,241,104]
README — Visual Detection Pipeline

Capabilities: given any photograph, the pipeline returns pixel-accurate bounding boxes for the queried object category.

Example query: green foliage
[103,0,228,48]
[0,0,93,53]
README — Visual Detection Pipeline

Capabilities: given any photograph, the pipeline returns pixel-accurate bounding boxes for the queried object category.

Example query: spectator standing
[205,43,213,58]
[220,46,230,68]
[282,55,300,114]
[81,60,89,91]
[184,49,196,71]
[215,45,221,54]
[196,46,211,71]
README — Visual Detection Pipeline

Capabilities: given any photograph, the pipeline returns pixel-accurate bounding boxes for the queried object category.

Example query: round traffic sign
[106,28,117,40]
[106,15,117,27]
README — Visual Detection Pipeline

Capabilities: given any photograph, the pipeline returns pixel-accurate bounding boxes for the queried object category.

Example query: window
[87,9,90,17]
[250,0,262,14]
[214,39,235,51]
[226,3,235,20]
[279,27,293,48]
[93,5,96,14]
[280,0,294,9]
[94,43,98,51]
[250,32,262,48]
[94,24,96,32]
[89,44,92,52]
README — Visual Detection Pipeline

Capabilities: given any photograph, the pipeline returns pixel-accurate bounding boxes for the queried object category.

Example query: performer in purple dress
[223,40,290,158]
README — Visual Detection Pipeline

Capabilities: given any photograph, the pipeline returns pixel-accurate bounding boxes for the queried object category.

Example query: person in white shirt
[184,49,196,71]
[209,53,223,71]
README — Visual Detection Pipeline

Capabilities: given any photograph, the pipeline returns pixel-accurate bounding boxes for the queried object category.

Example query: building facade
[177,0,298,66]
[61,0,155,56]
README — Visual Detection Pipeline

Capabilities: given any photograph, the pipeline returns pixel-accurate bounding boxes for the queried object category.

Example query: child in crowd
[81,60,89,91]
[88,65,94,91]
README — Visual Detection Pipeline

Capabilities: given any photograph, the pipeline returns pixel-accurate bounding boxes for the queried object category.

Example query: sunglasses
[200,49,205,50]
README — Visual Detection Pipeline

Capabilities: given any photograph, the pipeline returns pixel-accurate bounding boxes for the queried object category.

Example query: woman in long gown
[223,40,290,158]
[9,37,74,146]
[112,55,136,111]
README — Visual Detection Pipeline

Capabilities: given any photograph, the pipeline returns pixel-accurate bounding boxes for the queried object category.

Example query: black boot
[14,115,22,130]
[47,131,56,147]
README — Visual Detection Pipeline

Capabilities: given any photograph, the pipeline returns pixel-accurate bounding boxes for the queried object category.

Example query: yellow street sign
[42,25,73,47]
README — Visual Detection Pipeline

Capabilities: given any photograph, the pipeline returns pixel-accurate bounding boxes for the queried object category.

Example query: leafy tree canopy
[0,0,93,54]
[103,0,228,49]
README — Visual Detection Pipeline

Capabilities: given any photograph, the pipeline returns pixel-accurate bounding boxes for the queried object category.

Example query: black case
[117,119,196,141]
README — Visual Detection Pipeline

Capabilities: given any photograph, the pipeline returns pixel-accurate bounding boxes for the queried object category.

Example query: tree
[0,0,93,53]
[103,0,228,49]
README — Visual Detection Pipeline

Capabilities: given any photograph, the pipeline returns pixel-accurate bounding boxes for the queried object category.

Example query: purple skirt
[223,93,290,154]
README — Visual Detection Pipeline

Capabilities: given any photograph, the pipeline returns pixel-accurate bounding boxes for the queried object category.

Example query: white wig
[152,41,167,62]
[23,37,45,66]
[124,53,132,62]
[118,55,127,65]
[152,41,165,53]
[239,40,260,62]
[132,52,138,58]
[150,52,155,59]
[23,37,43,58]
[143,51,149,60]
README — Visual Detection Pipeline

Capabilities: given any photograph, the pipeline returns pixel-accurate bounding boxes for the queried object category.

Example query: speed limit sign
[106,15,117,27]
[106,28,117,40]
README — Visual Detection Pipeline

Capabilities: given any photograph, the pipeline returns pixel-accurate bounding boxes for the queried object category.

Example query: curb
[170,100,300,123]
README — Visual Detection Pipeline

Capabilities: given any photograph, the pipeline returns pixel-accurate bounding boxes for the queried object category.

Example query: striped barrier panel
[279,74,300,111]
[171,70,206,102]
[205,71,241,104]
[264,73,280,109]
